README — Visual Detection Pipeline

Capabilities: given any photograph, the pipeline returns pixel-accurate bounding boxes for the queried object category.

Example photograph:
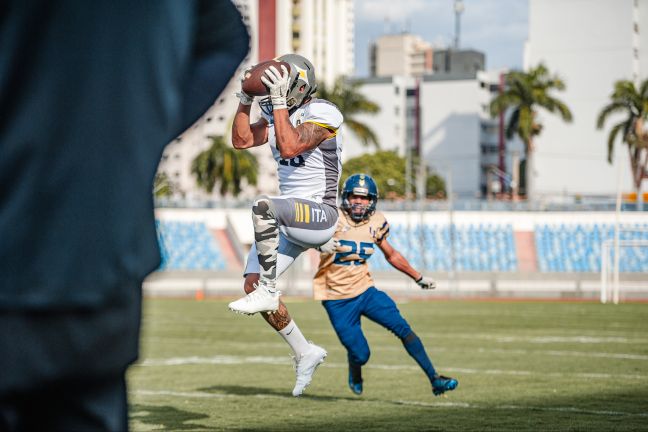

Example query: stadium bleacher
[371,224,517,272]
[156,220,226,270]
[535,224,648,272]
[153,217,648,274]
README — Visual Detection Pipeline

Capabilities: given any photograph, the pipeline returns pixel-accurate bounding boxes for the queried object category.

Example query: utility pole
[414,77,426,269]
[454,0,465,50]
[511,151,520,200]
[447,168,457,295]
[498,72,506,194]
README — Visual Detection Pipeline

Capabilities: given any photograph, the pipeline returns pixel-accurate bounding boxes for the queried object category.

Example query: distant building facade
[157,0,354,204]
[343,69,522,198]
[370,33,433,77]
[432,49,485,76]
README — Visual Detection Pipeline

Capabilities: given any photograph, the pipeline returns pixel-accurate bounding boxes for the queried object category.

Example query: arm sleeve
[303,101,344,131]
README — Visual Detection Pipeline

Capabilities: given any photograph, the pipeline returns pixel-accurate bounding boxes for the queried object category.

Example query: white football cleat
[228,285,280,315]
[292,343,327,397]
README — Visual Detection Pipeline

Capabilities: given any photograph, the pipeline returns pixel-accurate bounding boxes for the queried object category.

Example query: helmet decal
[295,65,310,86]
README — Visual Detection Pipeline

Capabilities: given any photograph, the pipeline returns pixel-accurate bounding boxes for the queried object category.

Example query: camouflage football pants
[245,195,338,280]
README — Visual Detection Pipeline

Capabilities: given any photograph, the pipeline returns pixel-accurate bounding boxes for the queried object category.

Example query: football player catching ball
[229,53,343,397]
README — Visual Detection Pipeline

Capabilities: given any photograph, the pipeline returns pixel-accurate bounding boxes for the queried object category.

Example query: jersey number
[333,240,373,266]
[279,155,305,167]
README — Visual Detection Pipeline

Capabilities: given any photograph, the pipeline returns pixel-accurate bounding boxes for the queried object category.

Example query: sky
[353,0,529,77]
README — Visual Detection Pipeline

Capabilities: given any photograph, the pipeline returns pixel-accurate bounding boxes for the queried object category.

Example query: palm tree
[316,77,380,148]
[153,172,177,198]
[490,63,572,199]
[191,135,258,197]
[596,79,648,204]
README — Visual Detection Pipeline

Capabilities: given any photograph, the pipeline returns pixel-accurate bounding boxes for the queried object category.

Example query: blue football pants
[322,287,413,365]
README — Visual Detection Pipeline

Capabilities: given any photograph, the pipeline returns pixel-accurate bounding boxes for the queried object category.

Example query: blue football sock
[402,331,437,382]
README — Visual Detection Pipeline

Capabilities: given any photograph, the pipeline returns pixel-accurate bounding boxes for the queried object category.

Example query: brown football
[242,60,291,97]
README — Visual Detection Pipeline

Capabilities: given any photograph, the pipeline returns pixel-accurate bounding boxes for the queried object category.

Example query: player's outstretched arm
[231,104,268,149]
[231,66,269,149]
[377,238,435,289]
[377,238,421,280]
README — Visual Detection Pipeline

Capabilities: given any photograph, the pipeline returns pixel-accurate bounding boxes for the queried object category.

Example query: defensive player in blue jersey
[313,174,458,396]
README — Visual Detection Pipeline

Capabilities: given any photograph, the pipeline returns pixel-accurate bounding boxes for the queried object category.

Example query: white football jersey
[264,99,343,207]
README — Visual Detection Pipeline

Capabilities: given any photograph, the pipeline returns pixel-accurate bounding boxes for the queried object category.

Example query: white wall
[420,77,482,196]
[526,0,642,198]
[340,77,412,161]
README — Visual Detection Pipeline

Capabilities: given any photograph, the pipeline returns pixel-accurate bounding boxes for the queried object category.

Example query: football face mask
[341,174,379,222]
[347,198,373,222]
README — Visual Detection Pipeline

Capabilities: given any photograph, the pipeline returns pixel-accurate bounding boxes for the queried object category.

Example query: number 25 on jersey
[333,240,373,266]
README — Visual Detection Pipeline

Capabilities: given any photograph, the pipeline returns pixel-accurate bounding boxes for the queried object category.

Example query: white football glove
[260,65,290,110]
[317,237,341,254]
[235,90,253,106]
[416,275,436,290]
[235,66,254,105]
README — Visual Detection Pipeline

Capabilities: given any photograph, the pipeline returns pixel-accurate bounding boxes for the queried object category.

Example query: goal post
[600,230,648,304]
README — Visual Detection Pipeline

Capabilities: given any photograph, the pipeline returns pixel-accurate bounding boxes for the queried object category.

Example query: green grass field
[128,298,648,431]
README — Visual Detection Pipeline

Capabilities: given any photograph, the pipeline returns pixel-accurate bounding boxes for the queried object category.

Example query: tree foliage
[316,77,381,148]
[490,63,572,197]
[490,63,572,152]
[191,135,258,197]
[596,79,648,190]
[153,172,176,198]
[342,151,445,199]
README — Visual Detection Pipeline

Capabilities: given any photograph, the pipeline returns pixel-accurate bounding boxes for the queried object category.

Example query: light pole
[446,167,457,295]
[433,164,457,293]
[454,0,465,50]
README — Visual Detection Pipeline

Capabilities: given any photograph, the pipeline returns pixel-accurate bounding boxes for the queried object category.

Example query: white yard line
[131,390,648,418]
[140,355,289,366]
[136,356,648,380]
[541,350,648,360]
[472,347,648,360]
[413,333,648,344]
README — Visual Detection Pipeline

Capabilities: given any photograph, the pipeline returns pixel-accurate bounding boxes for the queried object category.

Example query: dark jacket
[0,0,249,309]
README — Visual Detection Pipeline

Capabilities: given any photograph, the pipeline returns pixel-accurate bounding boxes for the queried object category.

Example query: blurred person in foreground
[313,174,458,396]
[228,54,344,396]
[0,1,249,430]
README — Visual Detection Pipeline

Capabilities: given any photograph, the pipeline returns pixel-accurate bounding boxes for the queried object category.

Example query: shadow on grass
[130,404,211,431]
[198,384,360,403]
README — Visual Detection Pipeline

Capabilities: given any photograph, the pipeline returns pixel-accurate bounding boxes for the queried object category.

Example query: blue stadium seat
[534,224,648,273]
[371,223,517,272]
[155,220,226,270]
